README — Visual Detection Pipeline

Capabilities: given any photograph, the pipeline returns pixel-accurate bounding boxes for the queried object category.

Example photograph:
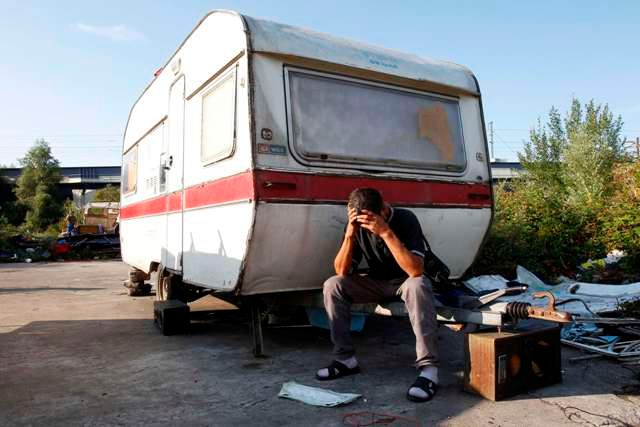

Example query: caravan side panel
[120,11,250,279]
[179,16,253,290]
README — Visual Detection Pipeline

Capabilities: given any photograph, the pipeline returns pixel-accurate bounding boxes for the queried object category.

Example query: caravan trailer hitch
[500,291,572,323]
[526,291,573,323]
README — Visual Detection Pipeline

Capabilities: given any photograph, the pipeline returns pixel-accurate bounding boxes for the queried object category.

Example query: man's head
[348,188,384,215]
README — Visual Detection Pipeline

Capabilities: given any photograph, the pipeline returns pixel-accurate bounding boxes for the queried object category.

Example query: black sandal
[316,360,361,381]
[406,376,438,402]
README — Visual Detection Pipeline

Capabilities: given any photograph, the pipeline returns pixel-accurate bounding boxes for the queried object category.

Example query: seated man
[316,188,439,402]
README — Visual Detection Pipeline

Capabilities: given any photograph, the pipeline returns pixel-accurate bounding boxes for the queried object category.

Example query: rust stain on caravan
[418,105,454,161]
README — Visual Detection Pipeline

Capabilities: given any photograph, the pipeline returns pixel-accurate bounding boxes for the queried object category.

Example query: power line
[0,134,123,137]
[493,131,523,159]
[0,146,121,149]
[0,144,122,150]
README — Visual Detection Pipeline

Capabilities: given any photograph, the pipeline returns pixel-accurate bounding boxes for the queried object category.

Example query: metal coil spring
[506,301,531,319]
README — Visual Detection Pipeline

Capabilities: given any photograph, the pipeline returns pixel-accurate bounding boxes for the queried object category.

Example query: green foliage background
[471,99,639,280]
[14,139,64,232]
[93,184,121,203]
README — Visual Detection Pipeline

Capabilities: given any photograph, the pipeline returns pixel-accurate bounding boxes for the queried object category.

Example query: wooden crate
[464,322,561,401]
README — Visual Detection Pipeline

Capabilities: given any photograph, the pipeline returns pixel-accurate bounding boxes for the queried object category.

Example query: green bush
[598,162,640,266]
[470,99,638,281]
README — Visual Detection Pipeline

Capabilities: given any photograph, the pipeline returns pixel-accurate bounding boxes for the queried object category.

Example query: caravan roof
[242,13,478,94]
[145,10,479,97]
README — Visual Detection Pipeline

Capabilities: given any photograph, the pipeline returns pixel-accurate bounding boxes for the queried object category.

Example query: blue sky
[1,0,639,166]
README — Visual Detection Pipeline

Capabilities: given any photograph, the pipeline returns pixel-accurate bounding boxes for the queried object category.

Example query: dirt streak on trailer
[120,10,493,303]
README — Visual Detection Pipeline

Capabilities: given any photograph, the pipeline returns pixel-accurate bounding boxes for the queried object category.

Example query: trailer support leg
[250,302,265,358]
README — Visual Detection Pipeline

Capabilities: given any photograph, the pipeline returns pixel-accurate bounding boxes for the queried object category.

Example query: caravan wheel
[156,268,204,303]
[157,268,178,301]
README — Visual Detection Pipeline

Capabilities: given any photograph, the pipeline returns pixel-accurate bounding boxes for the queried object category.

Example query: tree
[93,184,120,202]
[473,98,628,279]
[0,166,27,227]
[519,107,566,189]
[519,98,624,208]
[14,139,63,231]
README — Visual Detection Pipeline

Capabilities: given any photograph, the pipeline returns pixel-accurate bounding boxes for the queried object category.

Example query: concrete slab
[1,261,639,426]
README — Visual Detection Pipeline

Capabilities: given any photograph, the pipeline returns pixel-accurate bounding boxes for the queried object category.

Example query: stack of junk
[465,264,640,366]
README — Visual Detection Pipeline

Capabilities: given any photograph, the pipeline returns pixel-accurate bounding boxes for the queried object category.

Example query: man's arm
[334,208,359,276]
[357,210,424,278]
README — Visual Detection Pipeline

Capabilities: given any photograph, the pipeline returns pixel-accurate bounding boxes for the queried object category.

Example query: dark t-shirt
[351,207,426,280]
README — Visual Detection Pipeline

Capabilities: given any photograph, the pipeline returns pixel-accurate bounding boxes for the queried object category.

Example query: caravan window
[122,146,138,194]
[201,71,236,165]
[286,69,466,172]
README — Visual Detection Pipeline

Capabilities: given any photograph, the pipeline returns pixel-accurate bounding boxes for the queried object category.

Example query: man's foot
[407,366,438,402]
[316,356,360,381]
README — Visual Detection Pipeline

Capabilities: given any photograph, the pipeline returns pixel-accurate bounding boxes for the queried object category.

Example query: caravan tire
[157,268,183,302]
[157,268,172,301]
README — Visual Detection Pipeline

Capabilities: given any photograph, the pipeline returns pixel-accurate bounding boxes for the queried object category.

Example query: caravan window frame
[200,67,238,166]
[283,66,468,175]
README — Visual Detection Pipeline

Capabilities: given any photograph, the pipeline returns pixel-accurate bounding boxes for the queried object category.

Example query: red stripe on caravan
[120,169,491,220]
[255,170,492,208]
[183,171,254,210]
[120,194,168,219]
[167,191,183,212]
[120,191,182,219]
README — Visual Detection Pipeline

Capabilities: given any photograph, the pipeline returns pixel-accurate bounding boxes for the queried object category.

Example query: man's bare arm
[357,210,424,278]
[379,228,424,277]
[334,208,359,276]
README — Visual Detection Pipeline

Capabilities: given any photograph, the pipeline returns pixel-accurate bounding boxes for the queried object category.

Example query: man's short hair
[348,188,384,214]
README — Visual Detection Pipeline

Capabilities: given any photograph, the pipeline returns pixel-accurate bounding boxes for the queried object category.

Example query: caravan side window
[201,70,237,165]
[122,146,138,195]
[286,69,467,173]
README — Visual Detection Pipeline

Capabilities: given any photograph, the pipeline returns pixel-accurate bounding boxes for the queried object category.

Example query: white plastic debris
[464,275,508,294]
[515,266,548,291]
[605,249,625,265]
[278,381,362,407]
[464,266,640,317]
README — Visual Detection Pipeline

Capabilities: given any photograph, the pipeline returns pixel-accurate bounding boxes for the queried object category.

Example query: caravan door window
[286,69,467,172]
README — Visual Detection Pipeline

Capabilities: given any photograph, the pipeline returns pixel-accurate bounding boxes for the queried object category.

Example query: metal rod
[251,302,265,358]
[569,354,604,363]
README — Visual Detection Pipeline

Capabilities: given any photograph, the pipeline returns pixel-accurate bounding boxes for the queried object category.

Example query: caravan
[120,11,493,309]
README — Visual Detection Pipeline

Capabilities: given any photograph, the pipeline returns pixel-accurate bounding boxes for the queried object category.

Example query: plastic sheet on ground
[278,381,362,407]
[464,266,640,317]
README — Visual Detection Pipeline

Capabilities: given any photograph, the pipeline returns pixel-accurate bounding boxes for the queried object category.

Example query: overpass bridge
[0,166,121,208]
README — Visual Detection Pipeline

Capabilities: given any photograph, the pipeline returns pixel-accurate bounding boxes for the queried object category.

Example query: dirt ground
[1,261,639,426]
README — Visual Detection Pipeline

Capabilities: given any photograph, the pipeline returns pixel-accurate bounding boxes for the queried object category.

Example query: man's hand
[356,210,391,237]
[345,207,359,239]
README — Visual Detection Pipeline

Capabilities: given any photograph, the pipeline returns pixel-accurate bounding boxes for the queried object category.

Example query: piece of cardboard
[418,105,455,161]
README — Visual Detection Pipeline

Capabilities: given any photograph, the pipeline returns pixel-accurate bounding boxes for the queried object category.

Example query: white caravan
[120,11,493,307]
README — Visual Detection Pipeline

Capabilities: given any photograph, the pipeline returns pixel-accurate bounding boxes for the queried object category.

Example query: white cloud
[71,22,146,42]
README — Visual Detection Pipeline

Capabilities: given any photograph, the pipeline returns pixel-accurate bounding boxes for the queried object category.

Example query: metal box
[464,322,561,401]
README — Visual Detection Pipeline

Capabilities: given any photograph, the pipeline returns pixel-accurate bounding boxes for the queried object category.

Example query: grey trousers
[323,274,439,368]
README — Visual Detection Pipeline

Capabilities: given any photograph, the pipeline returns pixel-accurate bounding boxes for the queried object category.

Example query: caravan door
[163,76,185,271]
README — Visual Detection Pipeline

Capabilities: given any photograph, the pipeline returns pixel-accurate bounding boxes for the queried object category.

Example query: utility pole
[636,137,639,159]
[489,121,494,161]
